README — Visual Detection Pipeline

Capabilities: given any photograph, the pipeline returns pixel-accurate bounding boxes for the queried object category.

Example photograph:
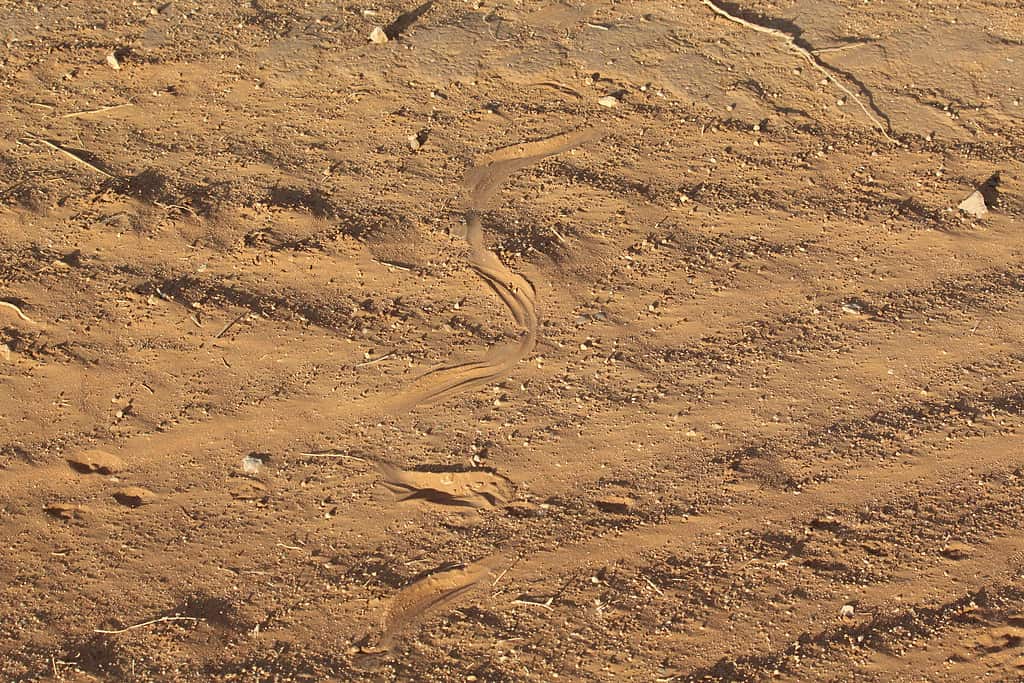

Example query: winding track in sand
[390,128,605,411]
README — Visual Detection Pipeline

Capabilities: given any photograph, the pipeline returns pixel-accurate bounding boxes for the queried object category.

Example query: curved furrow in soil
[390,129,604,410]
[387,212,539,410]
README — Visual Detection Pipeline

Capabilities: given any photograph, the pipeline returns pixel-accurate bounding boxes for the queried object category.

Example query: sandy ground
[2,0,1023,680]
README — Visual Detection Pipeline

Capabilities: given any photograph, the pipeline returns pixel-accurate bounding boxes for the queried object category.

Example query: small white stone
[839,604,855,618]
[242,455,264,474]
[598,95,619,108]
[841,302,863,315]
[106,53,121,70]
[369,26,389,44]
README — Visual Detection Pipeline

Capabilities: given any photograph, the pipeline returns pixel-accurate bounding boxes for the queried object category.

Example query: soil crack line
[700,0,894,140]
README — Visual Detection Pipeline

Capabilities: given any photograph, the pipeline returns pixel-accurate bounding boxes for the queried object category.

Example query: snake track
[391,128,604,410]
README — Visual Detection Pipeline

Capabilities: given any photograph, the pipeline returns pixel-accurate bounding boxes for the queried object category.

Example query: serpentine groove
[391,127,605,410]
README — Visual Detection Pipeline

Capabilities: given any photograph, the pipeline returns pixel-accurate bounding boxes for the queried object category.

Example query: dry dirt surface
[2,0,1024,681]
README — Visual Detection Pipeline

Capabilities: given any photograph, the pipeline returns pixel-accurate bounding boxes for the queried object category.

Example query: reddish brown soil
[2,0,1023,681]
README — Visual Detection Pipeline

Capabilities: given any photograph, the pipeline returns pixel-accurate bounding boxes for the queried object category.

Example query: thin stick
[22,135,116,178]
[95,616,201,634]
[153,200,198,216]
[491,566,510,587]
[491,557,519,587]
[642,575,664,596]
[62,103,135,118]
[512,572,578,610]
[299,451,368,461]
[547,225,567,244]
[214,311,248,339]
[530,81,584,99]
[513,597,554,610]
[0,178,30,199]
[371,258,413,271]
[355,350,397,367]
[0,301,37,324]
[699,0,893,141]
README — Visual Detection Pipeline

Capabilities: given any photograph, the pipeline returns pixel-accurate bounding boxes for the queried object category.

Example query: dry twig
[700,0,893,140]
[61,103,135,118]
[371,258,413,271]
[21,134,116,178]
[643,575,665,595]
[512,596,555,610]
[0,301,37,324]
[214,311,248,339]
[299,451,368,461]
[355,350,397,367]
[95,616,202,634]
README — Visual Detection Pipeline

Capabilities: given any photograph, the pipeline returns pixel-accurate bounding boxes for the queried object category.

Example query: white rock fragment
[242,454,264,474]
[839,604,855,618]
[408,130,428,151]
[841,302,864,315]
[597,95,619,108]
[369,26,389,44]
[106,53,121,70]
[957,190,988,218]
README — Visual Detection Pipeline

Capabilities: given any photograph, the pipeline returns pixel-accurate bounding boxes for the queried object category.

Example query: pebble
[594,495,636,514]
[940,541,972,560]
[242,454,266,474]
[598,95,619,108]
[369,27,389,44]
[112,486,157,508]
